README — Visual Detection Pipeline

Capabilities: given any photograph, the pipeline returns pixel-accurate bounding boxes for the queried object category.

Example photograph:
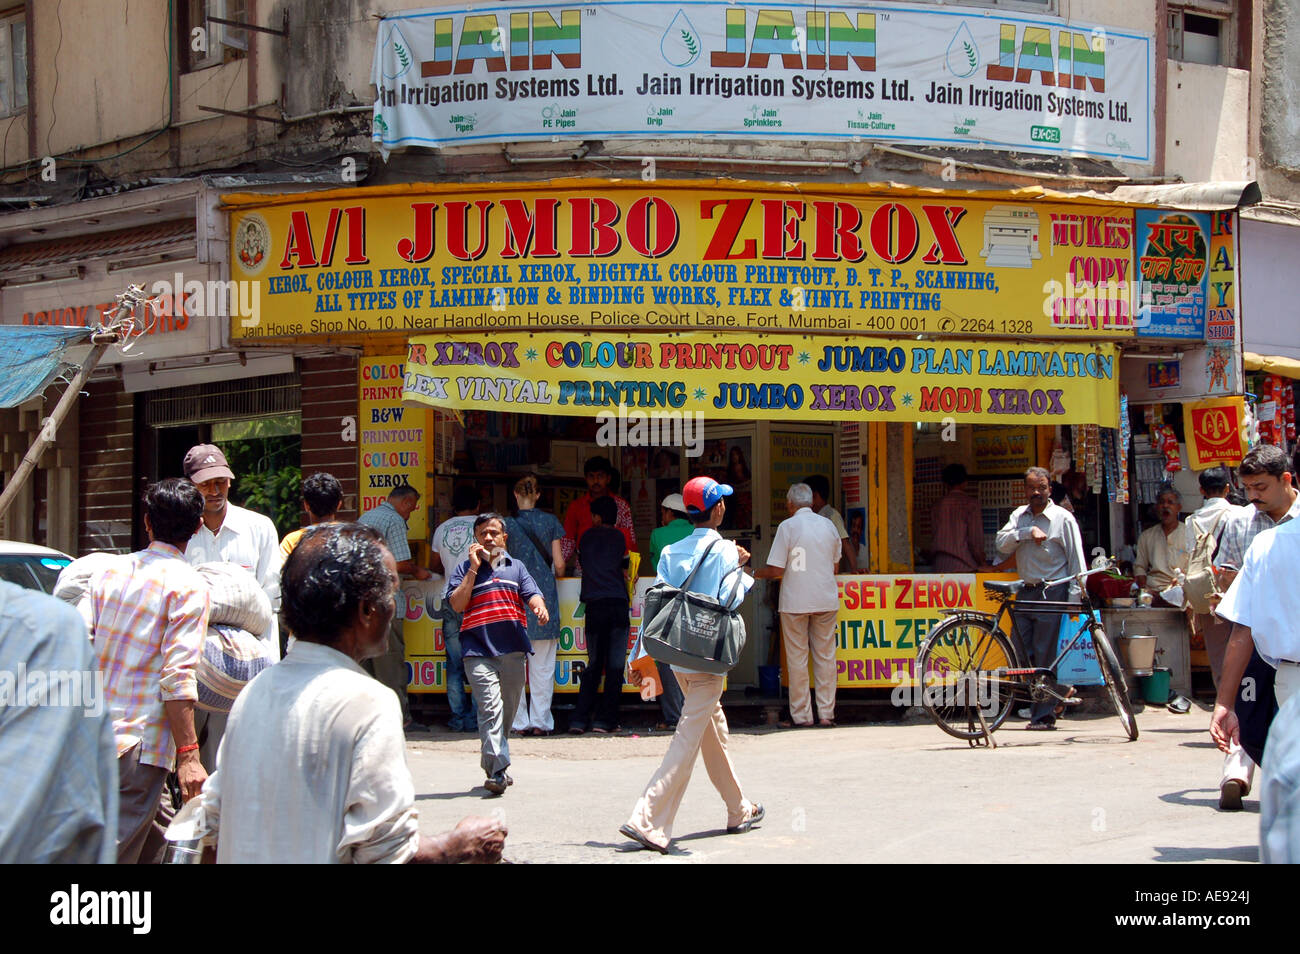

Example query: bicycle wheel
[1091,625,1138,741]
[916,616,1017,741]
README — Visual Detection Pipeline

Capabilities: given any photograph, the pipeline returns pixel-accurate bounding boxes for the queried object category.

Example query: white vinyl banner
[372,2,1153,162]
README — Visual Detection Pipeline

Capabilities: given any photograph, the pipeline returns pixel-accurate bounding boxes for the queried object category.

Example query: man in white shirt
[1187,466,1248,809]
[1209,444,1300,809]
[1133,487,1192,605]
[198,523,505,864]
[756,483,843,728]
[995,467,1087,730]
[182,443,282,770]
[182,444,281,659]
[805,474,852,572]
[1212,518,1300,749]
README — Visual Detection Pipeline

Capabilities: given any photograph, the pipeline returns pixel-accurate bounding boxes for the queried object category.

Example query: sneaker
[1219,779,1245,811]
[1017,707,1032,720]
[484,772,508,795]
[1025,720,1056,731]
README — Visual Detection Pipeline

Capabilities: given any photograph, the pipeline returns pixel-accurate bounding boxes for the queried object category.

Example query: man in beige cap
[183,443,282,768]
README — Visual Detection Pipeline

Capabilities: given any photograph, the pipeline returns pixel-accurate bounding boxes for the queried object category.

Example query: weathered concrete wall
[1165,61,1250,181]
[1259,0,1300,194]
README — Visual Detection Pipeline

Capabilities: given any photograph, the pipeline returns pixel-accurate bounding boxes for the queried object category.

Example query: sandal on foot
[618,824,669,854]
[728,803,765,834]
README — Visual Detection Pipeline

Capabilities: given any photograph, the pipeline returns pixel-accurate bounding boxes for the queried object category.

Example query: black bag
[642,538,747,674]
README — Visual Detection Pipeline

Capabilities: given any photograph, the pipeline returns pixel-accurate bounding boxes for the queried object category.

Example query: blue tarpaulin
[0,326,95,408]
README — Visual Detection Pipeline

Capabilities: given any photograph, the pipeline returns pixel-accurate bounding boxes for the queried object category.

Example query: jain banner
[372,1,1153,161]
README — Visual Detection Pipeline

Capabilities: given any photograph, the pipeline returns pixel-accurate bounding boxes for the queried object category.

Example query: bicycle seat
[983,580,1025,598]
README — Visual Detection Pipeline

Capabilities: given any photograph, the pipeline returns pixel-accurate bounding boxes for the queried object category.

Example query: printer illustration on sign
[979,206,1042,268]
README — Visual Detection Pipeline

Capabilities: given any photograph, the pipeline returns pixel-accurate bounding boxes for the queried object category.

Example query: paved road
[405,702,1261,864]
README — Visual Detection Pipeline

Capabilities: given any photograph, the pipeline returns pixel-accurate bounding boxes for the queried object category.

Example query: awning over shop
[400,331,1121,427]
[1243,352,1300,379]
[0,326,94,407]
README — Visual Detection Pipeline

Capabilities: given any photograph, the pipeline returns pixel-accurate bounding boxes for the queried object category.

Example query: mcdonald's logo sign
[1184,398,1245,468]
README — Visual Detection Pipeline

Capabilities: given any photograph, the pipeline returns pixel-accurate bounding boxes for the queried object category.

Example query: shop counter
[1098,607,1190,696]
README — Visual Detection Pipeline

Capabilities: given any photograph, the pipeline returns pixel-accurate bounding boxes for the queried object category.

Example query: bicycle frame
[945,588,1101,691]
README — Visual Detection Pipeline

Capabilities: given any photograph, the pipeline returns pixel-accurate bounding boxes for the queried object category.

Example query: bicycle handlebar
[1036,560,1116,592]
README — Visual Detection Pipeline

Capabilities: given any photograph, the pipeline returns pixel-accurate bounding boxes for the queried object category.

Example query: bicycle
[914,563,1138,746]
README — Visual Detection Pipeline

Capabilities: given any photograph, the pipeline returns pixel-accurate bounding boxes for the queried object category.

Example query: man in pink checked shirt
[90,478,211,864]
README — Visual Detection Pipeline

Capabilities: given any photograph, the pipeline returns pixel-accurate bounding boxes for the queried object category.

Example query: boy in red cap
[619,476,763,853]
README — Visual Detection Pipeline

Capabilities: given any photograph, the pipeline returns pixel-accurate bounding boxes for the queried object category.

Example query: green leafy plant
[964,41,976,71]
[683,30,698,56]
[395,41,410,70]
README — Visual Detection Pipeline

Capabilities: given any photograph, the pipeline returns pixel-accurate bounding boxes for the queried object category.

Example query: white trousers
[512,639,559,732]
[1220,662,1300,793]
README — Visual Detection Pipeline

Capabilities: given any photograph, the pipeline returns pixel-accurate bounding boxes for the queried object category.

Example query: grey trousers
[466,652,527,776]
[116,743,169,864]
[1015,582,1072,724]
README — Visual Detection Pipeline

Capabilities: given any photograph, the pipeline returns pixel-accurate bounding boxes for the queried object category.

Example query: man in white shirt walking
[183,444,281,659]
[198,523,505,864]
[1209,444,1300,809]
[182,443,282,771]
[756,483,843,728]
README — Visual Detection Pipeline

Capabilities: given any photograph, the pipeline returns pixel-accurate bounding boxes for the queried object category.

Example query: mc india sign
[372,1,1152,162]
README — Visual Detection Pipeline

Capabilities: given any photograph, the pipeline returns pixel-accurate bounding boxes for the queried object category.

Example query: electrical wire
[45,0,59,160]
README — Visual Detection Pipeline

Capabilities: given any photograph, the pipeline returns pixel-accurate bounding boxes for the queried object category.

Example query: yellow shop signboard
[228,180,1137,340]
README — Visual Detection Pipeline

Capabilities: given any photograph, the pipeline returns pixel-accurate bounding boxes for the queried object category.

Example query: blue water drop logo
[945,22,980,79]
[661,9,702,68]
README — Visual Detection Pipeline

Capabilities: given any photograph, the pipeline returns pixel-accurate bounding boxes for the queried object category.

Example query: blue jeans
[443,612,477,730]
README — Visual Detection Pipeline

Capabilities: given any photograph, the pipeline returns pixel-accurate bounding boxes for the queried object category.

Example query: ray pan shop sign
[371,1,1152,162]
[226,181,1137,340]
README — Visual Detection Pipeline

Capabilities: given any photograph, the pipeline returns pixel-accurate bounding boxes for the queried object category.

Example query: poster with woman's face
[688,437,753,530]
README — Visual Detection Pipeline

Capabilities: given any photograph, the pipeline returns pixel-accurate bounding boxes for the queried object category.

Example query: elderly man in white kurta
[197,524,505,864]
[756,483,844,728]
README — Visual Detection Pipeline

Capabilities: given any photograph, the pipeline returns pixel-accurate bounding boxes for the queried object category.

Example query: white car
[0,541,74,594]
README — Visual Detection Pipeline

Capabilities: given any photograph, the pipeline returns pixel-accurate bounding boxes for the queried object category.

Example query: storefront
[225,178,1252,698]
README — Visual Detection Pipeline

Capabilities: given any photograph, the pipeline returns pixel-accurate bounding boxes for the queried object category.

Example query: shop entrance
[138,372,303,545]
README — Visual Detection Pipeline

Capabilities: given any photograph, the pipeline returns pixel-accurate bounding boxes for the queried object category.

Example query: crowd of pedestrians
[4,437,1299,865]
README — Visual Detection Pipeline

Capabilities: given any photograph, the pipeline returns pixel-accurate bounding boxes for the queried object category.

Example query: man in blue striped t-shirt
[446,513,550,795]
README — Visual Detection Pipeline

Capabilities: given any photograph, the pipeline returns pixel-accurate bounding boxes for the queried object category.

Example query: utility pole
[0,286,146,526]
